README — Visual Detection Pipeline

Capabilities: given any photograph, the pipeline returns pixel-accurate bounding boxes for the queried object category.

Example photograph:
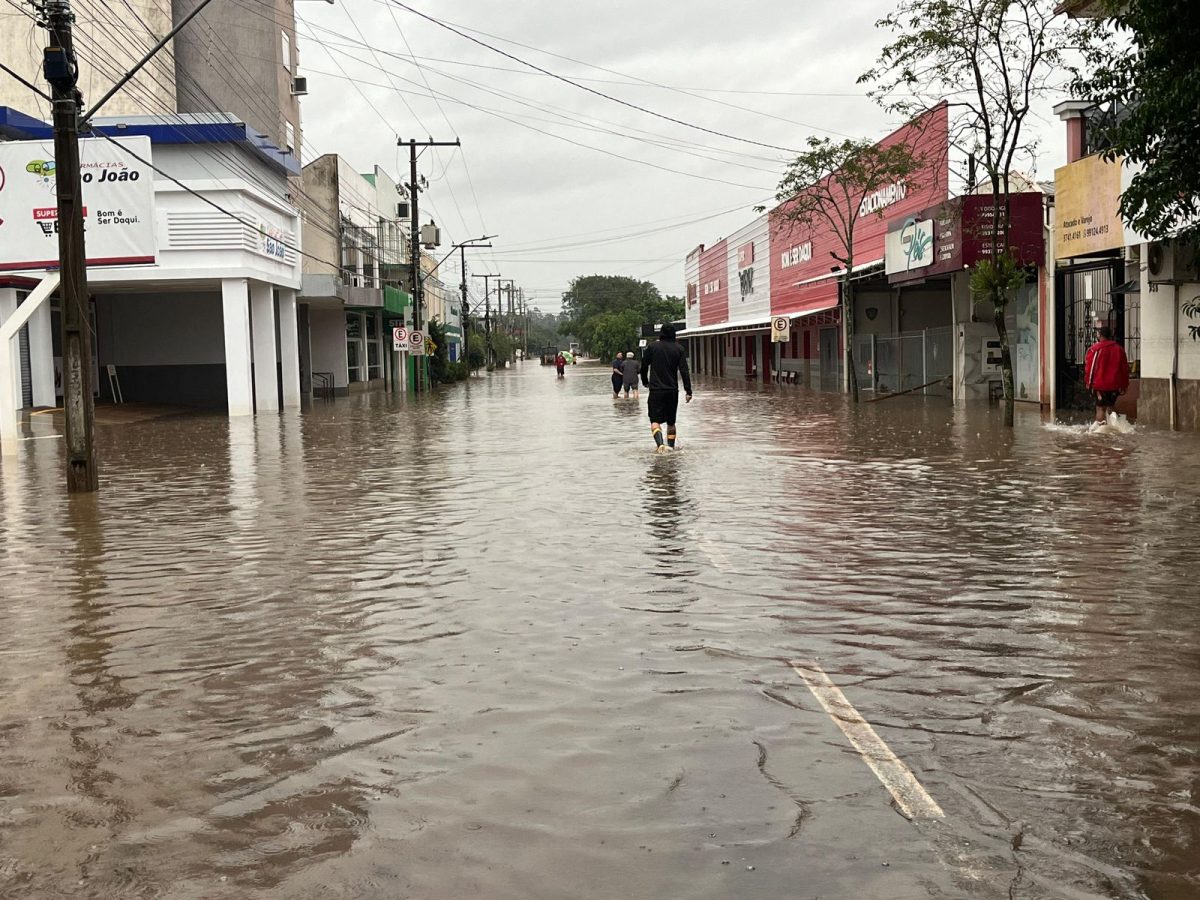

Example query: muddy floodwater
[1,362,1198,899]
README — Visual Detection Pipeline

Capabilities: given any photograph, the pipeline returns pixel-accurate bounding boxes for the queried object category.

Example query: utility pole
[456,237,493,367]
[520,288,528,360]
[398,136,459,390]
[44,0,97,492]
[471,273,500,368]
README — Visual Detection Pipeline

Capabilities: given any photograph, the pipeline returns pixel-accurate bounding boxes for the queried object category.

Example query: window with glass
[367,313,382,379]
[346,312,363,382]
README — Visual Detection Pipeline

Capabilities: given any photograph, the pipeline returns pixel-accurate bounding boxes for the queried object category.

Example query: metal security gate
[855,326,953,398]
[18,325,33,409]
[1056,257,1135,410]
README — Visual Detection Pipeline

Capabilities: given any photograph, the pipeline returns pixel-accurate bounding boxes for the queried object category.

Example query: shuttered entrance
[18,325,32,409]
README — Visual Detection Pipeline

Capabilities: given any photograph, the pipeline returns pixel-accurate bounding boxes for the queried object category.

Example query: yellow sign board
[1054,154,1126,259]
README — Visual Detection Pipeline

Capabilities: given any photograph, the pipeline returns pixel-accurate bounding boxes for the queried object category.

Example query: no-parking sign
[408,330,426,356]
[393,326,408,350]
[771,316,791,343]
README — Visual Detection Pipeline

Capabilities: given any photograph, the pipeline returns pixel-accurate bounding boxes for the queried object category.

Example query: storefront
[880,191,1049,404]
[0,109,303,431]
[680,104,951,392]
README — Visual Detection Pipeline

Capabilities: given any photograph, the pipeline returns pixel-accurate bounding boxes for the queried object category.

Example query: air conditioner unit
[1146,240,1200,285]
[396,200,410,219]
[349,273,365,288]
[291,76,308,96]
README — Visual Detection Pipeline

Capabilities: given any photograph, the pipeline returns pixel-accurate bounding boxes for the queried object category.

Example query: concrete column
[28,298,56,407]
[0,289,20,415]
[277,288,301,408]
[251,281,279,412]
[222,278,254,416]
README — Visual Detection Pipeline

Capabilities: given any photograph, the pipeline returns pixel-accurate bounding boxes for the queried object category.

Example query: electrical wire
[386,1,801,154]
[298,41,772,192]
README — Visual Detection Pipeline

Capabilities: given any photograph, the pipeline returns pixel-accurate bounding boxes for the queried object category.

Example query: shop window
[367,314,382,379]
[346,312,363,382]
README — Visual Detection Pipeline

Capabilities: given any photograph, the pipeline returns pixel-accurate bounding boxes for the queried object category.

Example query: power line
[297,40,771,192]
[303,52,783,176]
[386,0,801,155]
[369,2,860,138]
[0,58,51,100]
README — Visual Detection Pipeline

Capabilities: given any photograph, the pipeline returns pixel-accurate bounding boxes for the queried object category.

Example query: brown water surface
[1,363,1197,899]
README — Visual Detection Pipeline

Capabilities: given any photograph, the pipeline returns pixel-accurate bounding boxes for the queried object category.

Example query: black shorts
[647,390,679,425]
[1095,389,1119,407]
[611,374,623,391]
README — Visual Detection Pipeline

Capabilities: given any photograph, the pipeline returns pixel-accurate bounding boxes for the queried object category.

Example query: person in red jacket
[555,352,566,378]
[1084,326,1130,424]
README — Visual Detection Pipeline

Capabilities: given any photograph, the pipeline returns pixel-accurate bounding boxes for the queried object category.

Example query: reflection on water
[0,365,1197,899]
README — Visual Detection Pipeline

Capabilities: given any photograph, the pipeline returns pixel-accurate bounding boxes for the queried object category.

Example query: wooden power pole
[44,0,98,492]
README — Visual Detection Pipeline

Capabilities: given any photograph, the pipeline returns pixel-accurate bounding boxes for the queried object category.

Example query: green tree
[766,137,923,402]
[862,0,1099,426]
[492,332,515,367]
[559,275,682,358]
[425,318,451,384]
[467,333,486,372]
[527,307,573,357]
[1073,1,1200,242]
[588,310,644,364]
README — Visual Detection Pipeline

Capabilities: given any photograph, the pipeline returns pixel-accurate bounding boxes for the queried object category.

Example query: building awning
[678,302,837,337]
[679,316,769,337]
[384,285,412,315]
[1110,280,1140,295]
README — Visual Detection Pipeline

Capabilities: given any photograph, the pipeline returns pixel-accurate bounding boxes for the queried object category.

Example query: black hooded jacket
[640,339,692,394]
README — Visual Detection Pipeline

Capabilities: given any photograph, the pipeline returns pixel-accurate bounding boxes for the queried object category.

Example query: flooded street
[2,362,1198,900]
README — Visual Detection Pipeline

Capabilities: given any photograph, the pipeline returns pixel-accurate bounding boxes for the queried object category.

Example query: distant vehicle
[569,342,581,359]
[540,346,558,365]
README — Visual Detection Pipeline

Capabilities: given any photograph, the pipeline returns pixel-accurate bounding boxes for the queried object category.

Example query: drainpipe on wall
[1171,284,1180,430]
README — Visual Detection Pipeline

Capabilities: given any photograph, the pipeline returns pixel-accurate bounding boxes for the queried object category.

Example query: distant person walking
[555,352,567,379]
[640,324,692,452]
[611,352,624,398]
[1084,326,1130,424]
[622,351,640,399]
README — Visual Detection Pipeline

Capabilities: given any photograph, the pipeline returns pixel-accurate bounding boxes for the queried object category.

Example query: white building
[0,107,303,427]
[299,155,412,396]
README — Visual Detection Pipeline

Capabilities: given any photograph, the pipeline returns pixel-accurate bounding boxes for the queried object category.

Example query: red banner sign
[769,104,949,317]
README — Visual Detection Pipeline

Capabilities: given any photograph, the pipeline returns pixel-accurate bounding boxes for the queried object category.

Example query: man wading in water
[640,323,692,453]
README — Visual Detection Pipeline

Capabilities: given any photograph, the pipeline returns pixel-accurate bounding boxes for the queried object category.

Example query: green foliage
[525,308,572,353]
[1183,295,1200,341]
[862,0,1098,200]
[425,318,451,384]
[1074,1,1200,241]
[559,275,682,358]
[768,137,923,403]
[860,0,1093,425]
[771,137,924,268]
[491,332,515,367]
[467,333,486,372]
[589,310,644,365]
[970,253,1027,310]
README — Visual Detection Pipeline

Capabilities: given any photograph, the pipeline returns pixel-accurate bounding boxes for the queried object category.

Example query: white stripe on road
[791,661,944,820]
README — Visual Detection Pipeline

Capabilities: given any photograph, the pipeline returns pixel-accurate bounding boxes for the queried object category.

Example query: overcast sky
[296,0,1068,313]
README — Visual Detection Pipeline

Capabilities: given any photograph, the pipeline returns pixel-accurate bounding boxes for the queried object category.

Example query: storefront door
[819,327,839,389]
